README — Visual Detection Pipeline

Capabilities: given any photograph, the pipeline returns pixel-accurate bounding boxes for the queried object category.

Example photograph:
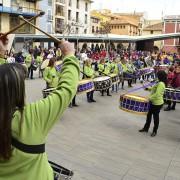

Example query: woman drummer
[0,39,80,180]
[139,70,167,137]
[43,57,60,89]
[84,59,96,103]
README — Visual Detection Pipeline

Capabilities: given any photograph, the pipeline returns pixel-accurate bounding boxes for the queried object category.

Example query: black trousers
[72,95,76,105]
[87,91,94,101]
[143,103,163,133]
[166,100,176,109]
[28,67,33,79]
[101,88,110,96]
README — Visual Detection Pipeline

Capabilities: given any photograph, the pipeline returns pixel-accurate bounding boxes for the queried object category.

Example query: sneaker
[164,107,171,111]
[139,129,148,133]
[151,132,157,137]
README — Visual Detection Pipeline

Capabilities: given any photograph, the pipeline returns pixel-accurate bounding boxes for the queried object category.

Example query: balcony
[56,0,66,5]
[0,5,40,16]
[47,15,53,22]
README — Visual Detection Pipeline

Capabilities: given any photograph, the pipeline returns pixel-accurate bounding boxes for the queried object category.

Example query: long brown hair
[0,63,26,160]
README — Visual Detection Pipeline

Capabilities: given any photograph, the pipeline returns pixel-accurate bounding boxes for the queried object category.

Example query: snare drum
[119,94,149,115]
[77,79,94,94]
[110,74,119,84]
[164,88,180,102]
[42,88,56,98]
[93,76,112,91]
[49,161,74,180]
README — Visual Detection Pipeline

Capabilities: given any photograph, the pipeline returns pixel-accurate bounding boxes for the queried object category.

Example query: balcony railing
[0,5,41,16]
[56,0,66,4]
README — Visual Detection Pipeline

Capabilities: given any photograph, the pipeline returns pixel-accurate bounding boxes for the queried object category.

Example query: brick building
[163,15,180,53]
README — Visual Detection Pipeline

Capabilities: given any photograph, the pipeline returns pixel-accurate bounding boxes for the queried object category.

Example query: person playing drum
[83,59,96,103]
[0,39,80,180]
[43,57,60,89]
[139,70,167,137]
[164,65,180,111]
[111,58,119,92]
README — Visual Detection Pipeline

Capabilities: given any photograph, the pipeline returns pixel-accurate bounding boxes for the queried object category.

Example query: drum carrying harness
[12,137,45,154]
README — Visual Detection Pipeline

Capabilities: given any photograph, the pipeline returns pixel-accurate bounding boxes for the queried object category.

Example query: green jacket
[0,55,80,180]
[98,63,104,73]
[36,56,43,65]
[121,63,128,72]
[111,62,119,75]
[149,82,165,105]
[25,54,32,68]
[84,65,94,78]
[0,58,6,65]
[104,62,111,75]
[43,67,60,88]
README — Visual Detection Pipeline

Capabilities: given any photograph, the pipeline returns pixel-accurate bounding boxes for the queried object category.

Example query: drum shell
[77,79,94,94]
[110,74,119,84]
[93,76,112,91]
[164,88,180,102]
[119,94,149,115]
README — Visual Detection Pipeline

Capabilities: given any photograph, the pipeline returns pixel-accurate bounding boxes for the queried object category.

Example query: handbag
[31,63,38,71]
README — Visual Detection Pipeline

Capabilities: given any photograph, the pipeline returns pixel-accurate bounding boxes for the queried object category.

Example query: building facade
[142,22,163,49]
[0,0,40,33]
[163,15,180,53]
[37,0,92,35]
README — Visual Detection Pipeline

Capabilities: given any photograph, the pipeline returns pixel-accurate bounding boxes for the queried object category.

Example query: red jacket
[171,73,180,88]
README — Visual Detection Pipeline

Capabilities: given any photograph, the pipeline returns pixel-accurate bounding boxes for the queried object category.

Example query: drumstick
[19,15,62,43]
[98,71,111,78]
[0,12,45,40]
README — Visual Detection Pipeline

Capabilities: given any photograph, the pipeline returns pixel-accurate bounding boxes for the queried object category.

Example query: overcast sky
[91,0,180,19]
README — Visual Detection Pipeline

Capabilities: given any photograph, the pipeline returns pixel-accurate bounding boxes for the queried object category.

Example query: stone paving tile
[26,77,180,180]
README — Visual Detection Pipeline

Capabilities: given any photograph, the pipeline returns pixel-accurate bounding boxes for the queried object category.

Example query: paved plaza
[26,75,180,180]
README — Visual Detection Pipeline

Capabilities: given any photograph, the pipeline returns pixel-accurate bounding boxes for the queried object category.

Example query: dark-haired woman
[0,40,80,180]
[139,70,167,137]
[43,57,59,89]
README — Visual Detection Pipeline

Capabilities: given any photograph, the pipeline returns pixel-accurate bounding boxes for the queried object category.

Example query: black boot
[151,132,157,137]
[139,129,148,133]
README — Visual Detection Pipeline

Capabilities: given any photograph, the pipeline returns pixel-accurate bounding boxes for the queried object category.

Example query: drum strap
[12,137,45,154]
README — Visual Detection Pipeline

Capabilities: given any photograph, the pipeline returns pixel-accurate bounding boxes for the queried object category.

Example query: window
[68,10,71,20]
[56,5,64,16]
[10,15,35,34]
[48,0,52,6]
[76,12,79,22]
[123,25,125,28]
[85,2,88,11]
[85,14,87,24]
[76,27,79,34]
[47,10,52,21]
[96,27,99,33]
[151,30,153,34]
[76,0,79,9]
[84,29,87,34]
[69,0,72,6]
[92,26,95,33]
[55,18,64,33]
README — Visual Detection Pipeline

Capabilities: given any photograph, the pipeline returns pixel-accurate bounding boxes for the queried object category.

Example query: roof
[143,23,163,31]
[14,32,180,43]
[109,19,138,27]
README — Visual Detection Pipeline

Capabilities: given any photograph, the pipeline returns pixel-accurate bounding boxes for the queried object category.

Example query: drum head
[41,59,49,69]
[93,76,110,82]
[56,61,62,66]
[123,94,148,102]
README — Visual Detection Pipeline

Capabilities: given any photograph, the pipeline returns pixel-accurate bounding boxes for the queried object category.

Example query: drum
[164,88,180,102]
[123,72,134,80]
[119,94,149,115]
[41,59,49,70]
[93,76,112,91]
[154,65,169,73]
[55,61,63,72]
[49,161,73,180]
[42,88,56,98]
[77,79,94,94]
[110,74,119,84]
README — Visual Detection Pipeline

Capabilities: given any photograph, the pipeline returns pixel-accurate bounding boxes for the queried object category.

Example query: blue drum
[164,88,180,102]
[77,79,94,94]
[119,94,149,115]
